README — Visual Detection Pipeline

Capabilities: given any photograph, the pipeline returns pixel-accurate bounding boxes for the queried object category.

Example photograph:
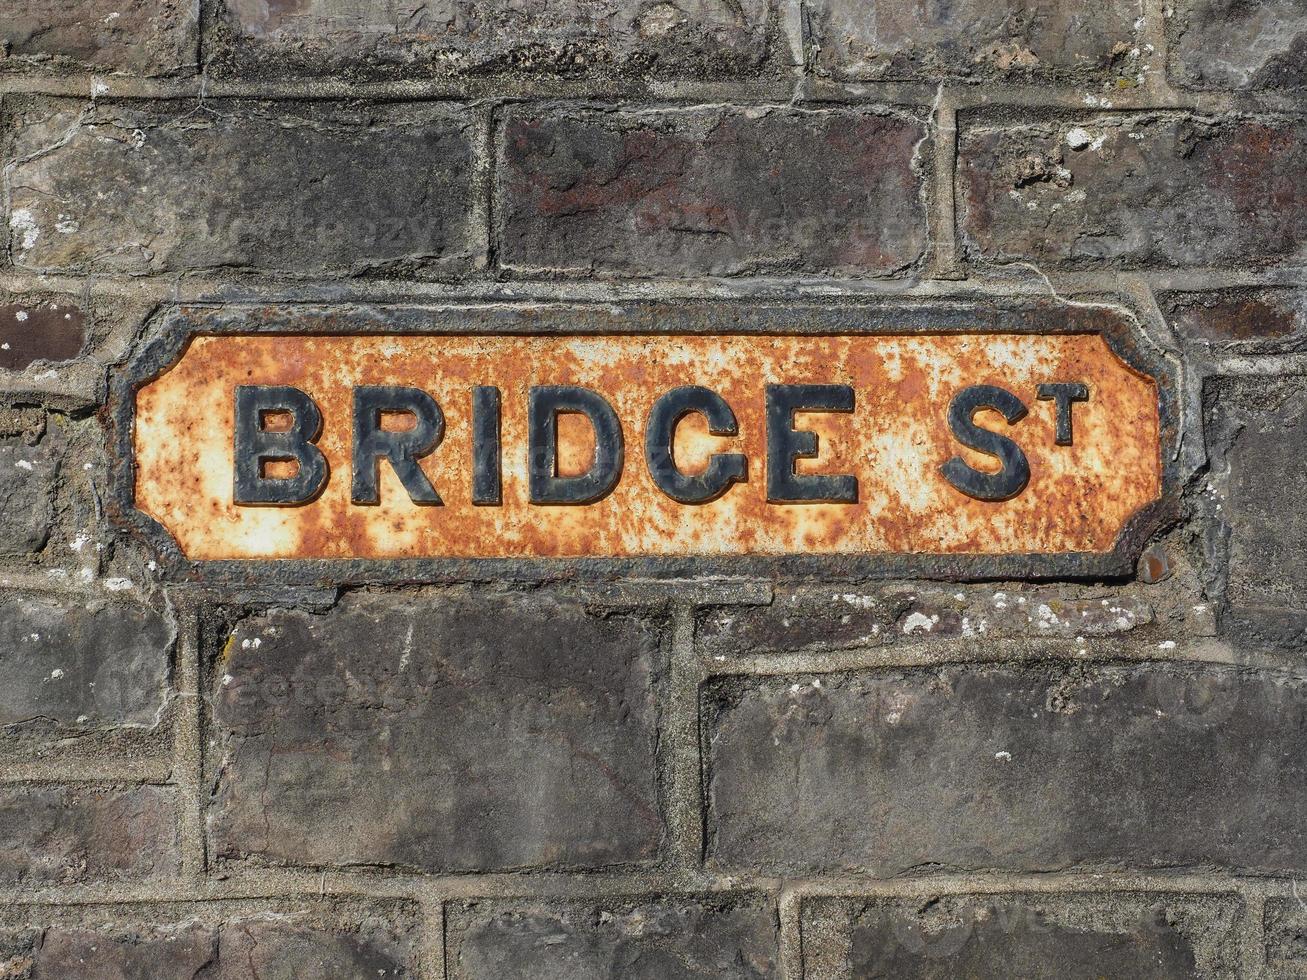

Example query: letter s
[940,384,1030,502]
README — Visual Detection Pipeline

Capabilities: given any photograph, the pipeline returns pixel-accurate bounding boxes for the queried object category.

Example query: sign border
[107,298,1180,585]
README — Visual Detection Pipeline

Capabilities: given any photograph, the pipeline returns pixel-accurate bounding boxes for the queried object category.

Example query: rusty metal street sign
[113,304,1170,580]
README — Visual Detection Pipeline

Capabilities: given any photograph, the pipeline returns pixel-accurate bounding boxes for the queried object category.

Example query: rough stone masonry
[0,0,1305,977]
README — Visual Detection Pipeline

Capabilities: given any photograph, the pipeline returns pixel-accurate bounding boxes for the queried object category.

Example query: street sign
[116,304,1168,579]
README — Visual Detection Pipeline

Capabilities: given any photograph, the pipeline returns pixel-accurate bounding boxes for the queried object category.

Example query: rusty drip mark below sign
[128,329,1162,564]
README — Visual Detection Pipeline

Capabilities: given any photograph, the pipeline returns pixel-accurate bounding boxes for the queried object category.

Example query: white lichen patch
[639,3,684,37]
[836,592,878,608]
[902,612,938,635]
[1032,603,1060,629]
[9,209,40,254]
[1066,127,1107,151]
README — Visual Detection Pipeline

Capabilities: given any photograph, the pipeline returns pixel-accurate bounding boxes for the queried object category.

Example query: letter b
[233,385,329,505]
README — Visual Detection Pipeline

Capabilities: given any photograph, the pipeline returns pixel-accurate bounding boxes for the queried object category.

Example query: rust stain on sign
[132,332,1160,560]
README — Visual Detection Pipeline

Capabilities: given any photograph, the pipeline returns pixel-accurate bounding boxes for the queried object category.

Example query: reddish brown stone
[209,592,663,873]
[1206,376,1307,650]
[1138,545,1173,584]
[0,301,86,370]
[499,107,929,277]
[961,116,1307,269]
[808,0,1146,83]
[803,893,1242,978]
[29,923,216,977]
[212,0,771,79]
[218,918,415,978]
[0,0,197,76]
[1159,289,1304,347]
[10,911,417,978]
[706,662,1307,874]
[0,785,179,886]
[8,99,478,277]
[447,896,779,979]
[0,592,173,730]
[1168,0,1307,90]
[0,444,55,555]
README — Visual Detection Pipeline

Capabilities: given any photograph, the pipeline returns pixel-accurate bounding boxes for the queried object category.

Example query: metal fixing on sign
[116,304,1168,578]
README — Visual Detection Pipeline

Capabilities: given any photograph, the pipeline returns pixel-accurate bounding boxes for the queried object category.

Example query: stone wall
[0,1,1304,976]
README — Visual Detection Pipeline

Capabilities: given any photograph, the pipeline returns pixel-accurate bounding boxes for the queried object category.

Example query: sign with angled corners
[107,300,1177,585]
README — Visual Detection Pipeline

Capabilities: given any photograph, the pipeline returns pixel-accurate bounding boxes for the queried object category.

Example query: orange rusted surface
[133,332,1160,560]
